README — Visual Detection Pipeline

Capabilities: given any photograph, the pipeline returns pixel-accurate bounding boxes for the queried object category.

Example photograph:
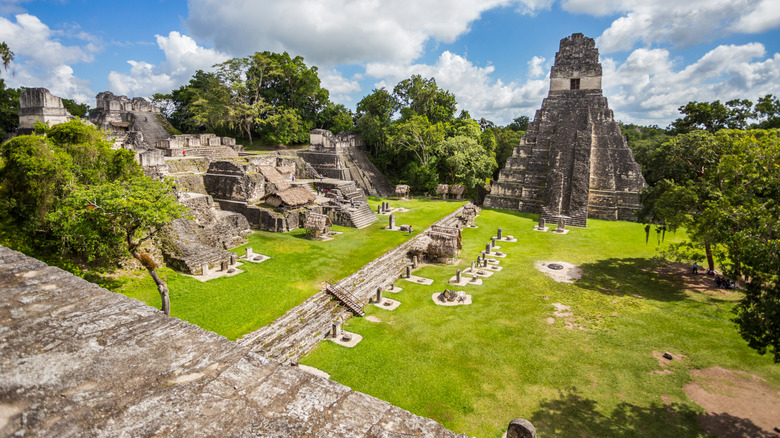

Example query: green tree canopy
[638,129,780,361]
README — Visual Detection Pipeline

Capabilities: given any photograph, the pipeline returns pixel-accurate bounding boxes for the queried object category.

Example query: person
[408,225,413,236]
[144,116,148,122]
[350,198,354,207]
[692,262,699,274]
[292,175,295,182]
[182,150,186,157]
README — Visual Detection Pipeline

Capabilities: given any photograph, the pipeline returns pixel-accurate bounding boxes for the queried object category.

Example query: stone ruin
[485,33,646,227]
[299,129,393,197]
[17,88,77,133]
[156,133,241,159]
[88,91,165,150]
[436,184,466,200]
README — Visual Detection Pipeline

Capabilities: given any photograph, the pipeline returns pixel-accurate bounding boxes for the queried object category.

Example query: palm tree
[0,42,14,76]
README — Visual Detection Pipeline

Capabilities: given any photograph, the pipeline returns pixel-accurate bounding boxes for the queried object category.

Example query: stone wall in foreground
[0,246,466,437]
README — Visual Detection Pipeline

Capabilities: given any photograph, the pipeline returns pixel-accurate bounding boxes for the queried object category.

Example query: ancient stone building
[17,88,76,131]
[485,33,646,226]
[299,129,393,197]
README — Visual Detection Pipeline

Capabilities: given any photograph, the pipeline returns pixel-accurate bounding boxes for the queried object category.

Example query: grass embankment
[114,198,464,340]
[300,208,780,438]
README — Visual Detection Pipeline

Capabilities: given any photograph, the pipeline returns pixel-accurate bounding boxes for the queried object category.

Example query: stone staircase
[130,111,170,147]
[237,203,472,364]
[343,147,393,197]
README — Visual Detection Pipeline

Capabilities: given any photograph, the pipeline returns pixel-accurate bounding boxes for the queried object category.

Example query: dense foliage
[355,75,508,195]
[153,51,348,146]
[0,120,184,314]
[0,79,19,138]
[669,95,780,134]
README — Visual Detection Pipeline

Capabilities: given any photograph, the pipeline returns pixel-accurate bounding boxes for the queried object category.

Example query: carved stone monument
[485,33,646,227]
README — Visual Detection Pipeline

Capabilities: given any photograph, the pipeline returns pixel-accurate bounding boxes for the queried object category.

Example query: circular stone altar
[535,261,582,283]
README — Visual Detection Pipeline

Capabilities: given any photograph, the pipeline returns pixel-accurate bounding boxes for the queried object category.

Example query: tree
[316,102,354,134]
[0,79,19,137]
[0,42,13,76]
[48,177,185,315]
[393,75,456,124]
[507,115,529,131]
[754,94,780,129]
[438,135,497,188]
[62,98,90,119]
[639,129,780,361]
[355,88,397,156]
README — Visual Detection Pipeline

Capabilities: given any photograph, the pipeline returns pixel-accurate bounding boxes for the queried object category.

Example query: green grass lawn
[114,198,464,340]
[300,208,780,438]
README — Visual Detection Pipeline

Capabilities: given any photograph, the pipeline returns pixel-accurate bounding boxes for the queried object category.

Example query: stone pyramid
[484,33,646,227]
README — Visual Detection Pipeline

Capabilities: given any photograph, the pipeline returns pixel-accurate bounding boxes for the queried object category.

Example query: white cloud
[366,51,547,124]
[0,13,97,104]
[0,14,96,68]
[107,31,229,97]
[319,69,361,104]
[602,43,780,125]
[186,0,553,67]
[528,56,546,77]
[730,0,780,34]
[586,0,780,53]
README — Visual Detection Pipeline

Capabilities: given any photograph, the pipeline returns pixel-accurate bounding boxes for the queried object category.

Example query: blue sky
[2,0,780,126]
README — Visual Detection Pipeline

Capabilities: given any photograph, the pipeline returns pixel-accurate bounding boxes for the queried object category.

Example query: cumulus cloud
[585,0,779,53]
[107,31,229,97]
[602,43,780,125]
[319,69,361,103]
[0,14,97,68]
[186,0,553,67]
[0,13,97,103]
[528,56,546,78]
[366,51,547,124]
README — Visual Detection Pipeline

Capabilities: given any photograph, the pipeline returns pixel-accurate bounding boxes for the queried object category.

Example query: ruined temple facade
[485,33,645,226]
[18,88,76,131]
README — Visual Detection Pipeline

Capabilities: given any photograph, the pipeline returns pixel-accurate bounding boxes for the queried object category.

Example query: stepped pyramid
[485,33,646,227]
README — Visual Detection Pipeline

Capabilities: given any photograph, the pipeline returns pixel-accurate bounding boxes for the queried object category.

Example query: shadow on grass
[575,258,688,302]
[529,388,695,436]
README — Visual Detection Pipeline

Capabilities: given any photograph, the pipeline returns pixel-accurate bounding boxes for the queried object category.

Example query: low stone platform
[240,253,271,264]
[403,275,434,285]
[373,298,401,311]
[463,267,494,278]
[327,330,363,348]
[0,246,465,437]
[432,292,472,306]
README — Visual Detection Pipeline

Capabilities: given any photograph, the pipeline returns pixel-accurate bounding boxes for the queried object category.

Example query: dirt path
[654,263,779,437]
[684,367,780,438]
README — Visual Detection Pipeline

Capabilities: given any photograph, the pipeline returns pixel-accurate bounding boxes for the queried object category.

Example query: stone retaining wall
[0,246,466,437]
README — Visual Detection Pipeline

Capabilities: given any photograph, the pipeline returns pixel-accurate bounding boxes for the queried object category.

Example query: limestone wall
[0,245,465,437]
[18,88,75,129]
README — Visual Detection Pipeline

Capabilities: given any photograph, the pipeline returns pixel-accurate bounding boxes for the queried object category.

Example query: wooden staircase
[325,279,366,316]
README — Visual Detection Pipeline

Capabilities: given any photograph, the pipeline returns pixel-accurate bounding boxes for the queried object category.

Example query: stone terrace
[0,246,465,437]
[238,203,471,364]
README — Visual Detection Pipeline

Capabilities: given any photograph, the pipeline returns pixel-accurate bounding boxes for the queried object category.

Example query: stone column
[471,261,475,271]
[491,237,497,248]
[483,258,488,268]
[230,254,236,265]
[497,228,503,239]
[389,214,395,229]
[331,322,341,338]
[486,243,492,254]
[558,218,565,230]
[201,263,209,276]
[539,217,546,229]
[405,265,411,278]
[221,260,228,271]
[471,274,478,282]
[456,269,462,283]
[391,282,395,290]
[245,247,253,258]
[376,287,383,303]
[412,255,418,268]
[377,205,382,214]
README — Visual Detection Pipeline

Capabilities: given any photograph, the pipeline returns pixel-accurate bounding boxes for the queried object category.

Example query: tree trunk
[705,241,715,271]
[148,268,170,316]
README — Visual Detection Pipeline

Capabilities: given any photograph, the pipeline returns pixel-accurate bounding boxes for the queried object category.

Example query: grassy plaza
[115,198,465,340]
[299,206,780,438]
